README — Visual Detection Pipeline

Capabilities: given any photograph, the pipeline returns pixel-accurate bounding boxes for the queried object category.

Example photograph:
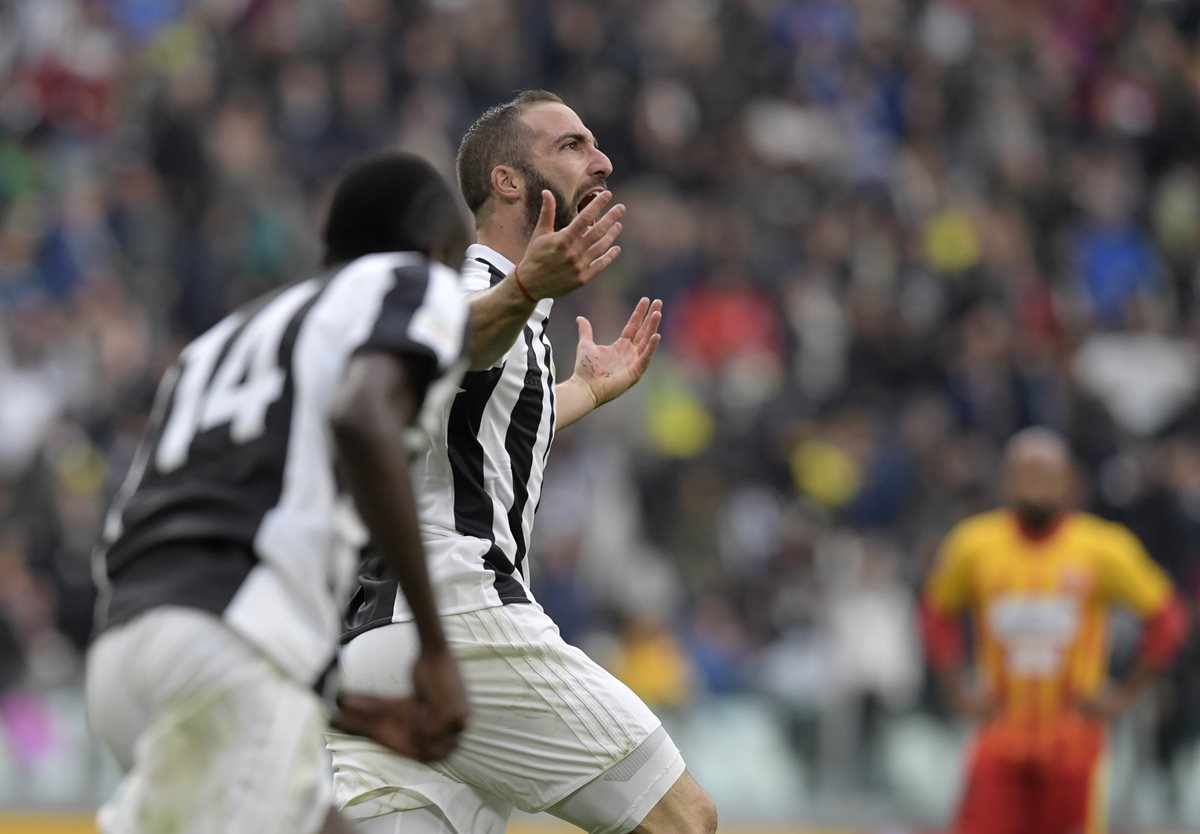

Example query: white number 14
[155,282,320,473]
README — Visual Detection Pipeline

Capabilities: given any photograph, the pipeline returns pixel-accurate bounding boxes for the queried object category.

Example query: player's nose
[590,147,612,180]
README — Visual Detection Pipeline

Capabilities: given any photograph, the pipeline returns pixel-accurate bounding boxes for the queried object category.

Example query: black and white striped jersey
[93,252,469,686]
[345,244,555,638]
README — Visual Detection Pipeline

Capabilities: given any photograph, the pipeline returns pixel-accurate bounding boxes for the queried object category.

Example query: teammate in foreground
[86,153,474,834]
[329,91,717,834]
[922,428,1188,834]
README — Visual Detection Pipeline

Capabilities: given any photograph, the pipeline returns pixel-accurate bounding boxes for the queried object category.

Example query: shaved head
[1006,427,1071,470]
[1004,427,1074,533]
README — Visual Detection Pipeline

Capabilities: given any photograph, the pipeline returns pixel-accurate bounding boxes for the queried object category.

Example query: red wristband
[512,266,538,304]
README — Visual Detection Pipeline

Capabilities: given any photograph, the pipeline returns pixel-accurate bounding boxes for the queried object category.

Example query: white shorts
[328,603,685,834]
[86,607,332,834]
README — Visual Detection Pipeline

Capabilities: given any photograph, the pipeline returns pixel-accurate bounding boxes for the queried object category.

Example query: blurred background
[3,0,1200,830]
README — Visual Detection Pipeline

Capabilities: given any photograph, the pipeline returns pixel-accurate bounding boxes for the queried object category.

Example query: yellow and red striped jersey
[924,510,1172,753]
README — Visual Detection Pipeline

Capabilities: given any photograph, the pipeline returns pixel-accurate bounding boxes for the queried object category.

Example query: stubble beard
[518,164,610,240]
[521,164,575,237]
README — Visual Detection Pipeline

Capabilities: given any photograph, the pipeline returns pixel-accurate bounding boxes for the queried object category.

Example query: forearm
[467,278,535,371]
[1118,595,1190,699]
[920,599,987,715]
[555,377,597,430]
[920,599,964,669]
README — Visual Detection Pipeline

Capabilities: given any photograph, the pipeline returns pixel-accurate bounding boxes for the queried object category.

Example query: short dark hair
[322,152,466,266]
[455,90,564,218]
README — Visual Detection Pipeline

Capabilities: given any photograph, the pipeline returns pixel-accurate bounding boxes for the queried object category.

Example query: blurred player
[922,428,1188,834]
[86,153,474,834]
[328,91,718,834]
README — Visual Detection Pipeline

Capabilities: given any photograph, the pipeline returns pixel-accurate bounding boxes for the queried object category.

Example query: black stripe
[540,318,556,465]
[503,324,546,575]
[475,257,507,286]
[342,545,396,642]
[533,319,556,519]
[357,263,433,358]
[447,366,529,603]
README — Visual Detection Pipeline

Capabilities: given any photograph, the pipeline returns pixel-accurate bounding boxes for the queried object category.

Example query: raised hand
[514,190,625,301]
[567,297,663,408]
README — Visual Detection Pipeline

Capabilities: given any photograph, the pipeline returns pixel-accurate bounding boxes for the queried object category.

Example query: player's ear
[490,165,523,204]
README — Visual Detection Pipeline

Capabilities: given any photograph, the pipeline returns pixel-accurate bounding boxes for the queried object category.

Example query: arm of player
[556,297,663,431]
[921,525,996,721]
[1076,528,1189,721]
[329,353,468,761]
[466,190,625,371]
[1074,596,1188,721]
[920,601,998,722]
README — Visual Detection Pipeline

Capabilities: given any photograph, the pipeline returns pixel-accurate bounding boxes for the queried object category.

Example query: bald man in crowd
[921,428,1188,834]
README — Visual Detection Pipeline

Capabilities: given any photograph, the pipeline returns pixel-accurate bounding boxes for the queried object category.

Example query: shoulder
[459,257,494,291]
[313,253,442,336]
[1068,512,1142,551]
[945,510,1009,547]
[318,253,430,309]
[334,252,429,282]
[461,245,511,293]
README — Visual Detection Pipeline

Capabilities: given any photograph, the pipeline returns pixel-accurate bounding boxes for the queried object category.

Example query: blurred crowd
[3,0,1200,806]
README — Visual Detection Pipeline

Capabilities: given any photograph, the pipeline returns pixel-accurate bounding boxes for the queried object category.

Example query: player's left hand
[567,297,662,408]
[332,693,423,758]
[1072,688,1133,723]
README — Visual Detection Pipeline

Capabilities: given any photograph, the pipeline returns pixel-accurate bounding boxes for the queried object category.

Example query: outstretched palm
[571,297,663,407]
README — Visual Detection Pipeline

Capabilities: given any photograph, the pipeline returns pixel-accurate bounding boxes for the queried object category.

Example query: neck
[476,209,531,267]
[1014,511,1068,542]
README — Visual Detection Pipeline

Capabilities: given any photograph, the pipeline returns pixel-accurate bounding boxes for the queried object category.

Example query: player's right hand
[410,645,470,760]
[514,189,625,300]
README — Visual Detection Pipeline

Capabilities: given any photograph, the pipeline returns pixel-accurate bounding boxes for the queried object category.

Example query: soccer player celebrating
[87,153,476,834]
[329,92,717,834]
[922,428,1188,834]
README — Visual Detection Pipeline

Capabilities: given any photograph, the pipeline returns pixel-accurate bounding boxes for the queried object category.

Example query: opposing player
[329,91,717,834]
[922,428,1188,834]
[86,153,476,834]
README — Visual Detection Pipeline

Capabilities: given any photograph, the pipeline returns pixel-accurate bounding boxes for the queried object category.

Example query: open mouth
[576,187,605,214]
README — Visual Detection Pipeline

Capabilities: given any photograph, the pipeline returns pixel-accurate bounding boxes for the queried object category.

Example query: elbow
[920,600,964,670]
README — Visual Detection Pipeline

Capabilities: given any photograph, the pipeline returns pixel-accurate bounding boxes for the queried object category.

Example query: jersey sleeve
[924,520,977,615]
[357,261,469,378]
[1096,522,1172,617]
[460,261,496,294]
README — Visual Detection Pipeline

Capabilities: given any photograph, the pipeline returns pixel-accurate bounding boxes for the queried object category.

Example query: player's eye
[563,141,578,151]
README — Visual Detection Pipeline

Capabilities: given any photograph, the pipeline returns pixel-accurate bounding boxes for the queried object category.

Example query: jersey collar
[1012,510,1072,543]
[466,243,514,287]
